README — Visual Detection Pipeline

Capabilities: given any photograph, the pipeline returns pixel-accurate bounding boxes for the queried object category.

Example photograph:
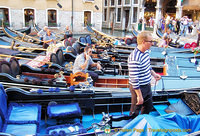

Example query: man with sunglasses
[73,46,101,83]
[128,31,161,116]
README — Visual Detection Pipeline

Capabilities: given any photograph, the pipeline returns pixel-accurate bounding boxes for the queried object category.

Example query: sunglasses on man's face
[145,40,155,43]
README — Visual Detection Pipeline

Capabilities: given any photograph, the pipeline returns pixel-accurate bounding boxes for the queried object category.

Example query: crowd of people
[158,14,199,37]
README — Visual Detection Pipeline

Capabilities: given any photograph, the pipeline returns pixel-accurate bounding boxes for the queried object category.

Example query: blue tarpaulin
[114,113,200,136]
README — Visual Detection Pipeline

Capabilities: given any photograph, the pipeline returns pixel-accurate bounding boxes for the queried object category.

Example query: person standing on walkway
[138,18,143,31]
[180,16,189,37]
[128,31,161,116]
[197,27,200,46]
[165,13,171,32]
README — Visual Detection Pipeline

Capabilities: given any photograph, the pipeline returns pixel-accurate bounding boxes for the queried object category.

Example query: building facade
[0,0,102,33]
[102,0,200,31]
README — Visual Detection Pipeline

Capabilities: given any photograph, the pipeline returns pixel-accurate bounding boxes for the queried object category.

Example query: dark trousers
[197,34,200,46]
[64,34,73,39]
[88,71,98,83]
[129,84,153,115]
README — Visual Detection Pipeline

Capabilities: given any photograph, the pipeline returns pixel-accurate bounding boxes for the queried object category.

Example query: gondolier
[128,31,161,116]
[43,29,56,49]
[37,26,48,41]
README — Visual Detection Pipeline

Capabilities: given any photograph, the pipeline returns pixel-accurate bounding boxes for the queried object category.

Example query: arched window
[24,9,34,27]
[0,8,10,26]
[47,9,57,27]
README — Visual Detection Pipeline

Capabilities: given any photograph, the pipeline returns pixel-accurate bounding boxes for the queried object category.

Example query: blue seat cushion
[86,35,92,44]
[79,37,87,43]
[47,103,81,118]
[7,103,41,124]
[3,123,38,136]
[46,123,86,135]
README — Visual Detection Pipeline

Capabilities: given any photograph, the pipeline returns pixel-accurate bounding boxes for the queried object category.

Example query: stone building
[102,0,200,32]
[0,0,102,33]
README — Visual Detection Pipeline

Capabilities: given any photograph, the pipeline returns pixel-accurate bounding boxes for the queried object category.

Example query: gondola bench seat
[47,103,82,121]
[0,84,41,136]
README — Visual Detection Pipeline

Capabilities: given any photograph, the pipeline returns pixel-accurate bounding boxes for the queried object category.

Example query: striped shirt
[128,48,152,89]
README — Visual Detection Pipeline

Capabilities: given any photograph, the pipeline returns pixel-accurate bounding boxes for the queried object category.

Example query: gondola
[131,26,139,37]
[33,23,41,33]
[0,26,31,36]
[1,42,200,136]
[2,22,41,45]
[0,36,45,54]
[0,83,200,135]
[156,28,184,48]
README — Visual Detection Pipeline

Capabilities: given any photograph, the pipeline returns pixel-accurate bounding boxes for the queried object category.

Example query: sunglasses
[145,40,155,43]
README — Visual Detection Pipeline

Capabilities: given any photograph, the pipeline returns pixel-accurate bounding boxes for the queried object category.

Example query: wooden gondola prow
[10,40,15,50]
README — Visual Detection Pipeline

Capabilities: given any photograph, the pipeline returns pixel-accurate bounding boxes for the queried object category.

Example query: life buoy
[184,43,191,49]
[190,42,197,48]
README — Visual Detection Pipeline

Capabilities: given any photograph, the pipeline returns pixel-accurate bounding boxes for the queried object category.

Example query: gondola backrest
[50,53,59,65]
[9,57,20,78]
[72,42,81,55]
[56,49,64,65]
[66,46,77,56]
[132,37,137,44]
[0,61,12,75]
[125,38,132,45]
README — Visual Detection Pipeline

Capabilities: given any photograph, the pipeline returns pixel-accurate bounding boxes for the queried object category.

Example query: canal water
[102,28,133,37]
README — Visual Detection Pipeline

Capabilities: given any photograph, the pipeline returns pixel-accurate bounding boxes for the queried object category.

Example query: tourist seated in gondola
[158,29,172,48]
[37,26,48,41]
[73,46,101,83]
[43,29,56,49]
[64,25,73,39]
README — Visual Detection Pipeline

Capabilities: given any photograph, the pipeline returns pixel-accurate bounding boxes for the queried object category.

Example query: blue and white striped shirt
[128,48,152,89]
